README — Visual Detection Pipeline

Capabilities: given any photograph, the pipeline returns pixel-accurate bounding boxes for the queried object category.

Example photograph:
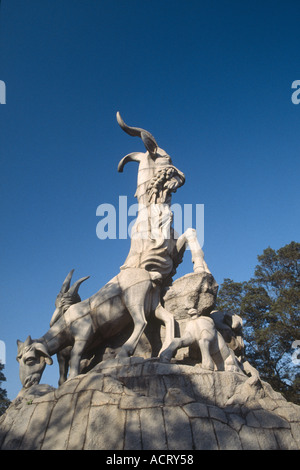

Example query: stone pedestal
[1,357,299,450]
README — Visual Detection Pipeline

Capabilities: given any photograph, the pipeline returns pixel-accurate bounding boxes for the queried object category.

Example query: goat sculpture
[50,269,90,385]
[159,310,243,371]
[17,113,210,388]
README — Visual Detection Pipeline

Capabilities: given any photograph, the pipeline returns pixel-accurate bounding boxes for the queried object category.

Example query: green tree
[0,363,10,416]
[216,278,246,316]
[217,241,300,405]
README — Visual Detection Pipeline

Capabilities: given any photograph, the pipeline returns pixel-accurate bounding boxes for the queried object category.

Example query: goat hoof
[159,355,171,363]
[117,349,131,359]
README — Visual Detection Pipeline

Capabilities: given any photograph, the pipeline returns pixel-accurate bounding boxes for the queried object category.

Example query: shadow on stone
[1,359,300,450]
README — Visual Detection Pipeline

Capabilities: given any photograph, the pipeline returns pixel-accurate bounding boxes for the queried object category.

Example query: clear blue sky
[1,0,299,399]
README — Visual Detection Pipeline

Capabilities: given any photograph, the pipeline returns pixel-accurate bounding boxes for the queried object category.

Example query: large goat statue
[17,113,210,388]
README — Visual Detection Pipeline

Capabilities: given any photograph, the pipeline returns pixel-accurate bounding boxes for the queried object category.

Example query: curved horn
[117,152,142,173]
[68,276,90,297]
[116,111,158,155]
[60,269,74,294]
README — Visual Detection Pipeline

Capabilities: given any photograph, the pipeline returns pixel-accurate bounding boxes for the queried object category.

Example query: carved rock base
[1,358,300,450]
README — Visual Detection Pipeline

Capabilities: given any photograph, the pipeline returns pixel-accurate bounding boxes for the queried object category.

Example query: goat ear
[24,335,32,347]
[34,343,53,365]
[16,340,23,361]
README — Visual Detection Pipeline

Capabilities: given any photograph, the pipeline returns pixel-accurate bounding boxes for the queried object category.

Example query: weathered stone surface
[164,387,195,406]
[1,402,37,450]
[20,401,54,450]
[208,405,228,424]
[1,358,300,450]
[84,405,125,450]
[67,390,93,450]
[163,406,194,449]
[239,425,260,450]
[253,428,278,450]
[212,419,242,450]
[191,417,218,450]
[42,393,77,450]
[120,394,162,409]
[273,428,299,450]
[124,409,142,450]
[246,409,290,429]
[291,422,300,447]
[140,407,168,450]
[183,402,209,418]
[163,272,218,319]
[227,413,245,432]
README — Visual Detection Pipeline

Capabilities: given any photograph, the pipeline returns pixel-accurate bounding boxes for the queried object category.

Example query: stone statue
[116,112,210,281]
[159,309,243,372]
[6,114,299,452]
[50,270,90,385]
[210,310,244,358]
[17,113,210,388]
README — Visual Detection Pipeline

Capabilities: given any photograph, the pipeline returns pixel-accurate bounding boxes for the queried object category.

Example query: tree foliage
[0,363,10,416]
[217,241,300,404]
